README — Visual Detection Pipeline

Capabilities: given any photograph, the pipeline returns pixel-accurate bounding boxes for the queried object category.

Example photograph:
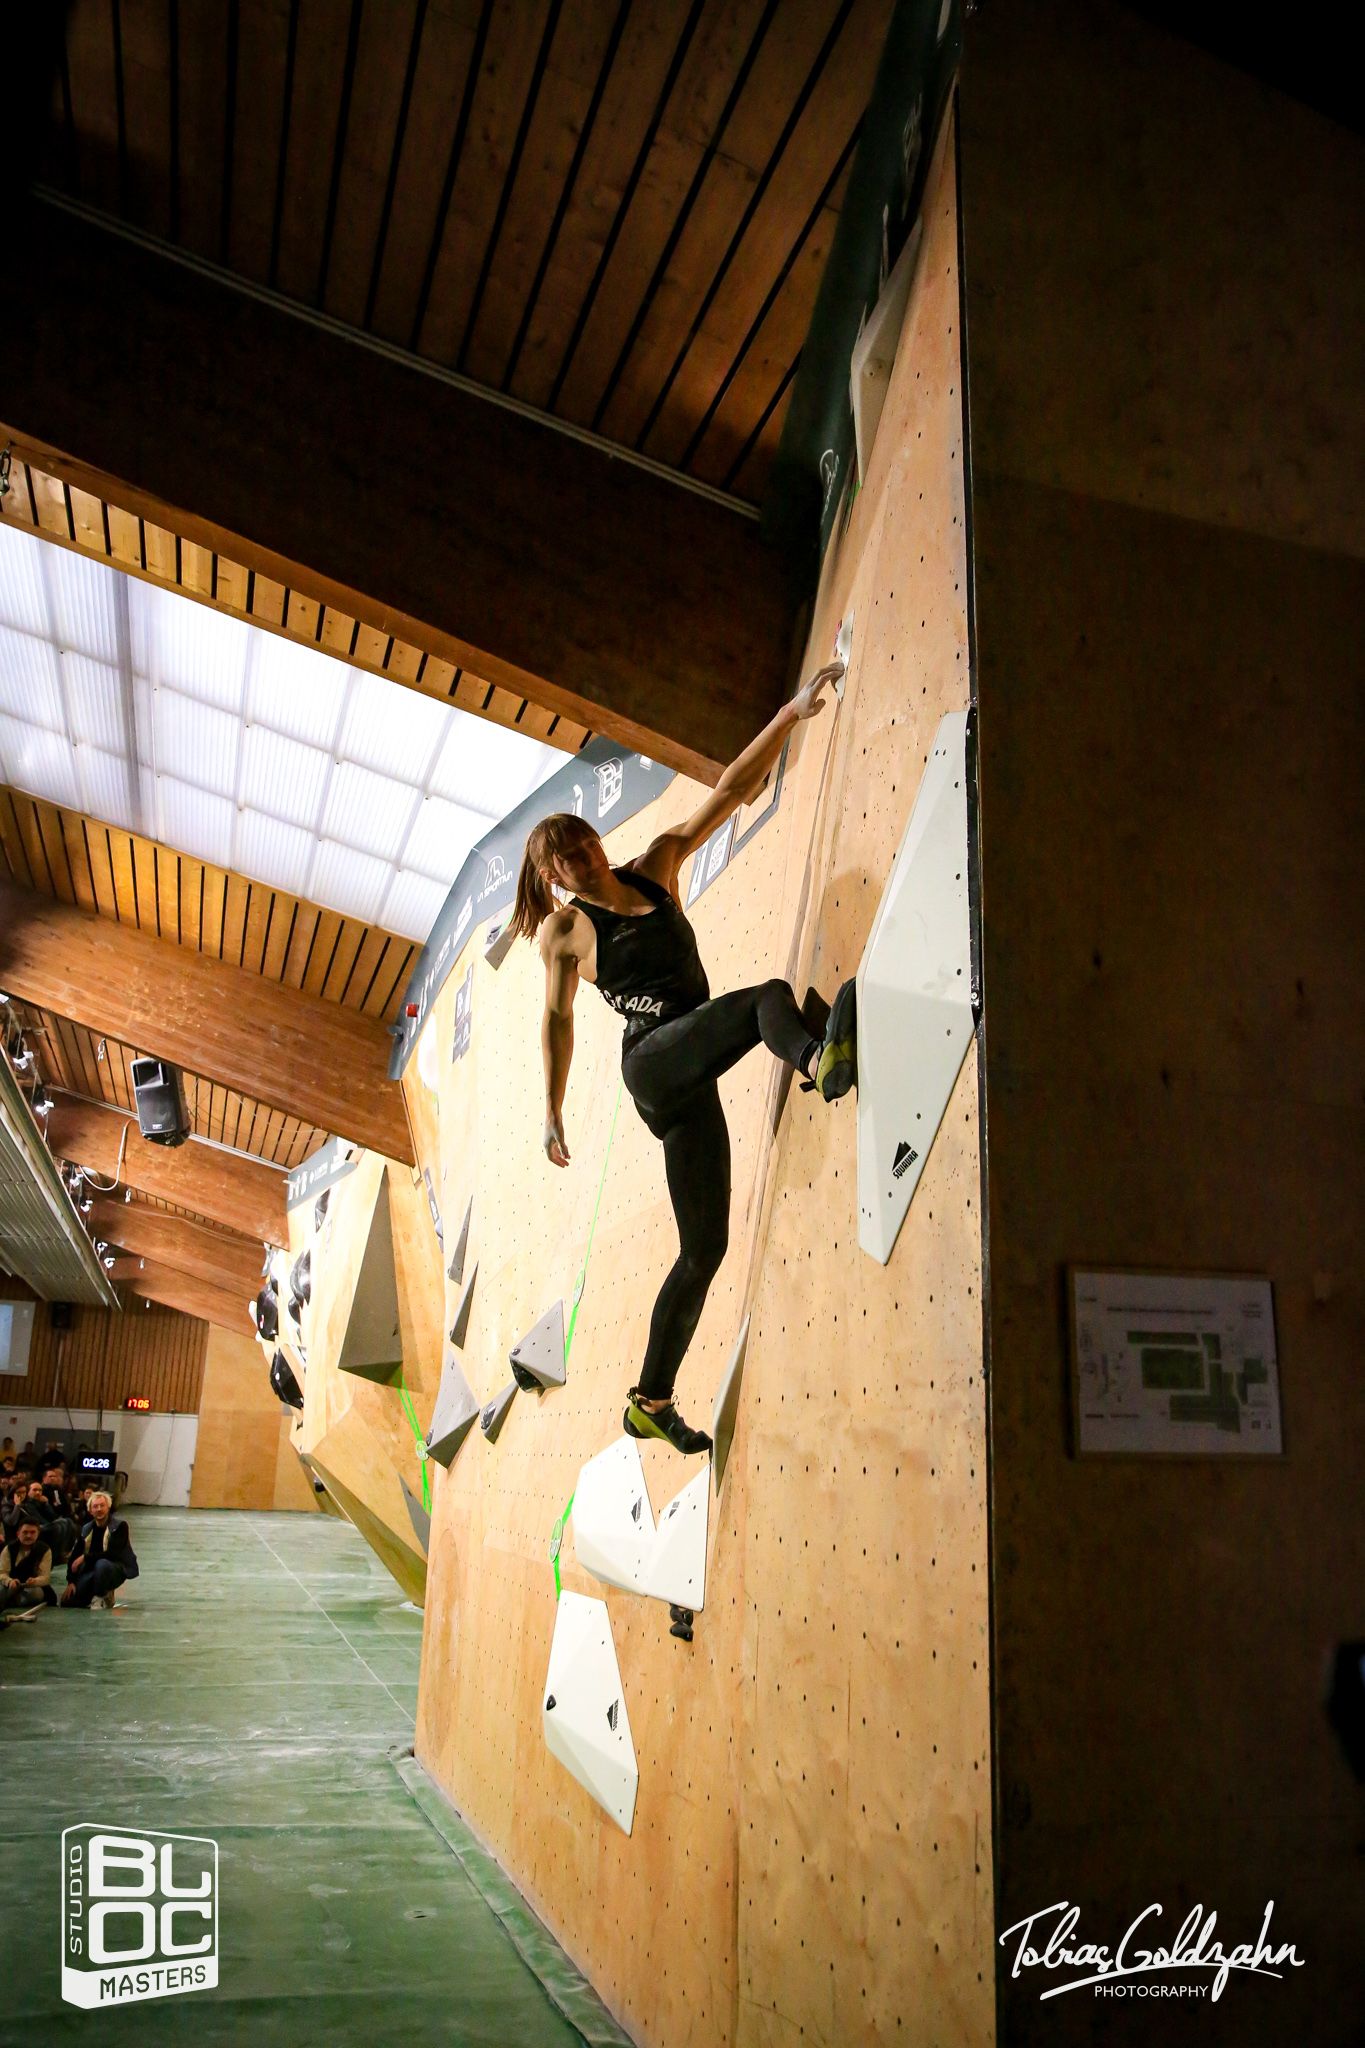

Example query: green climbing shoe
[624,1392,712,1456]
[814,978,857,1100]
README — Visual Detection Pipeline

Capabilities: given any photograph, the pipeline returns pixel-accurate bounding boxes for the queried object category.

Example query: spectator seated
[61,1492,139,1610]
[0,1514,56,1619]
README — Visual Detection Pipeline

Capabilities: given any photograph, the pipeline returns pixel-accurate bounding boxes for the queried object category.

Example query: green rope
[549,1493,575,1600]
[563,1076,623,1362]
[547,1085,621,1598]
[397,1373,431,1512]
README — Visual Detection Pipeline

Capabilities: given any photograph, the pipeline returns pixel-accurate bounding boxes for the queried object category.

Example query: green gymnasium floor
[0,1507,627,2047]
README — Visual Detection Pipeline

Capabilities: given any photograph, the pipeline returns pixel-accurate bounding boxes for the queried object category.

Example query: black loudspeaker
[49,1301,74,1332]
[129,1057,190,1147]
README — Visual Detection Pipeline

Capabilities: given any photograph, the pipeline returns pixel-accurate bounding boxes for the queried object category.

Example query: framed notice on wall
[1069,1268,1282,1457]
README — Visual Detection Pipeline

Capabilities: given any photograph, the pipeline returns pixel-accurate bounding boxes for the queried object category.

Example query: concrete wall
[402,112,992,2048]
[962,6,1365,2042]
[189,1325,318,1512]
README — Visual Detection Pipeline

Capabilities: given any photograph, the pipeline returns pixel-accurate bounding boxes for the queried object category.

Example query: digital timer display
[124,1395,151,1411]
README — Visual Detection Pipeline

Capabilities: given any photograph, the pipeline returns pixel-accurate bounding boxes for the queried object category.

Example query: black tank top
[571,868,710,1043]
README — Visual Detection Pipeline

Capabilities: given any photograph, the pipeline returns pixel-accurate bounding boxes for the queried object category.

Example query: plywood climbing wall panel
[406,114,991,2048]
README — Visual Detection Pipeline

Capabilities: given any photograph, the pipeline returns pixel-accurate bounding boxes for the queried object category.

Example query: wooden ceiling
[0,781,417,1175]
[43,0,891,505]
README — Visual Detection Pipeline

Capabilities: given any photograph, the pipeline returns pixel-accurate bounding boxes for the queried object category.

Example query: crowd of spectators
[0,1437,139,1620]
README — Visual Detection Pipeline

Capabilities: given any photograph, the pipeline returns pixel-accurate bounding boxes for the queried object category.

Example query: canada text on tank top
[571,869,710,1037]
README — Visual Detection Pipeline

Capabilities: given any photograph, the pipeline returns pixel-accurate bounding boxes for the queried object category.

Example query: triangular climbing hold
[480,1380,517,1443]
[711,1315,751,1494]
[399,1473,431,1555]
[338,1167,403,1385]
[510,1299,566,1392]
[446,1197,473,1286]
[448,1263,478,1349]
[426,1352,480,1468]
[573,1438,709,1610]
[543,1592,637,1835]
[483,919,517,970]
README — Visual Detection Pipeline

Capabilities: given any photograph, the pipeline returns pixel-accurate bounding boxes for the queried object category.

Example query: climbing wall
[292,1146,446,1603]
[408,116,991,2048]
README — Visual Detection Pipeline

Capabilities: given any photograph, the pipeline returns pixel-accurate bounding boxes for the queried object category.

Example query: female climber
[509,662,857,1454]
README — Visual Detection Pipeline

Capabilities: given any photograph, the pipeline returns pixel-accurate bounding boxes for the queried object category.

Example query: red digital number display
[124,1395,151,1411]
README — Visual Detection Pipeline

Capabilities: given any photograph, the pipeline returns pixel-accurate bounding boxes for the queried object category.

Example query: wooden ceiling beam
[0,204,796,783]
[89,1198,265,1301]
[0,881,413,1164]
[48,1097,286,1246]
[111,1257,251,1336]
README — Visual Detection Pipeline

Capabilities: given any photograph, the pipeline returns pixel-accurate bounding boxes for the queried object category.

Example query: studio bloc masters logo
[62,1824,218,2009]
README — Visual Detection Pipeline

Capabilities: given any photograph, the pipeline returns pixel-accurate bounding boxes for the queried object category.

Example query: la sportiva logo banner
[61,1825,218,2009]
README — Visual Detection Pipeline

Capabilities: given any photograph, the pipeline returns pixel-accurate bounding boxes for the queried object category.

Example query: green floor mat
[0,1507,630,2048]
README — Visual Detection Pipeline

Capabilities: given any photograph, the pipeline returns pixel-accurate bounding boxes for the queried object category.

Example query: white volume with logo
[543,1592,638,1835]
[856,709,975,1263]
[572,1437,709,1610]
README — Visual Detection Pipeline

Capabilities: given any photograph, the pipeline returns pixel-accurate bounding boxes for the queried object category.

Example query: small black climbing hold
[546,1695,556,1712]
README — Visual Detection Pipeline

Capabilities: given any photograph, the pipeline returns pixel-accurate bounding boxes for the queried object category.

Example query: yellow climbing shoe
[814,979,857,1100]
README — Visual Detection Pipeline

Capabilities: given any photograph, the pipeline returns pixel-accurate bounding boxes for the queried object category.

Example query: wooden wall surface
[291,1148,447,1601]
[0,1276,207,1413]
[188,1325,319,1512]
[397,121,992,2048]
[962,6,1365,2043]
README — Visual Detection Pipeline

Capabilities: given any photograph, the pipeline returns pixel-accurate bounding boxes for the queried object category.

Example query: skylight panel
[400,793,489,880]
[64,653,124,752]
[135,581,249,710]
[0,521,572,940]
[0,526,50,638]
[240,723,330,828]
[338,668,451,782]
[247,634,348,746]
[381,868,451,942]
[309,838,392,924]
[0,626,63,731]
[151,686,239,790]
[158,779,233,869]
[47,548,118,665]
[322,759,416,860]
[0,716,79,811]
[75,744,137,832]
[234,809,316,899]
[429,715,560,813]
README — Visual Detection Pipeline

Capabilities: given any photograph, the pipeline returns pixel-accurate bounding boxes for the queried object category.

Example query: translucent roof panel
[0,522,568,942]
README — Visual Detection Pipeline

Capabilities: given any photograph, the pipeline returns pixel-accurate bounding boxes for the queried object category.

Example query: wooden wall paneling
[292,1149,430,1595]
[0,1276,207,1414]
[189,1324,319,1511]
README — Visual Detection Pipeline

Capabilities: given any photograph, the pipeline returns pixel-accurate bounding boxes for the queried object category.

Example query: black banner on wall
[765,0,962,564]
[389,738,676,1077]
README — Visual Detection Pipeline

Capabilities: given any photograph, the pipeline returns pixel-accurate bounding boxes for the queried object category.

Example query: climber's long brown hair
[509,814,602,943]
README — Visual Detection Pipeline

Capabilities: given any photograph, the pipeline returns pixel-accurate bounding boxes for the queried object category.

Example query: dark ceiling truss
[46,0,889,503]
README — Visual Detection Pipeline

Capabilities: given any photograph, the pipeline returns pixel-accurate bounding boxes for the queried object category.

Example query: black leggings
[622,980,818,1402]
